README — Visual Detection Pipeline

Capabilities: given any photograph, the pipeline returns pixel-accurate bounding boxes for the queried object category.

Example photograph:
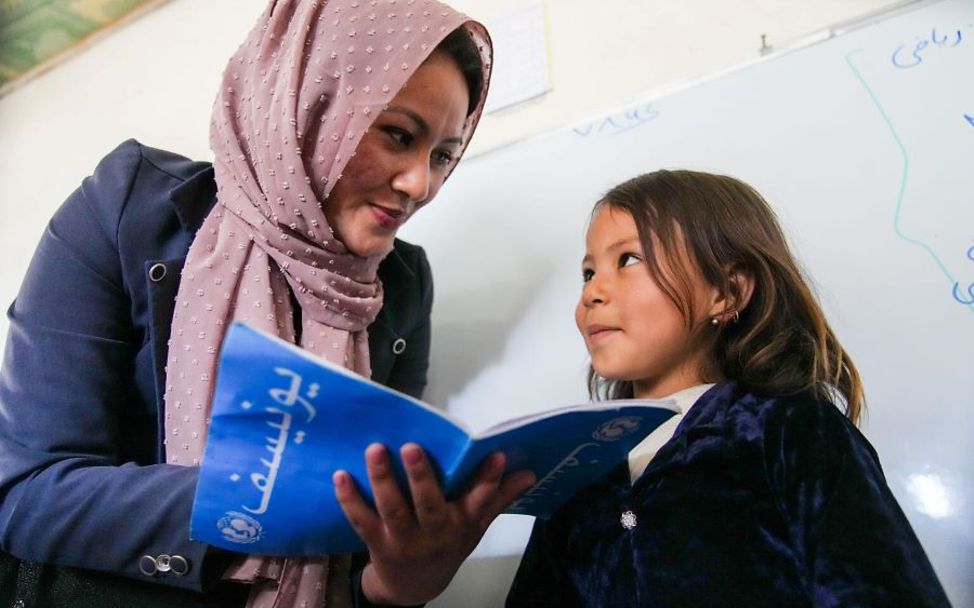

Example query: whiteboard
[401,0,974,605]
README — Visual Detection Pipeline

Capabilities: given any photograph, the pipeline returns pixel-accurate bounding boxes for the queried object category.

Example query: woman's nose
[392,156,432,204]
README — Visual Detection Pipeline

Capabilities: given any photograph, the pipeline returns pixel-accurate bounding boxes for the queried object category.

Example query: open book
[190,323,679,555]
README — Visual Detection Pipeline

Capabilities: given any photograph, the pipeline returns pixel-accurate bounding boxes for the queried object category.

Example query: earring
[710,317,719,326]
[733,310,740,323]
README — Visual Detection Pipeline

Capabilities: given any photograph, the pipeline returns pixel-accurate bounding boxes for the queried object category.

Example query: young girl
[506,170,950,607]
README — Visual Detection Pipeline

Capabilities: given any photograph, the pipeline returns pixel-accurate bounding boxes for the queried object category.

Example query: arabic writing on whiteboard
[951,244,974,305]
[891,24,968,68]
[573,102,659,137]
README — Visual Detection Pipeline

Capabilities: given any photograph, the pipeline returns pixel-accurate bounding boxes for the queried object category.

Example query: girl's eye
[581,268,594,282]
[383,127,413,146]
[620,253,641,268]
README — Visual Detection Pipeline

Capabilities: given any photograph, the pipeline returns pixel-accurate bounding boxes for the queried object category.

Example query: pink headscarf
[162,0,491,605]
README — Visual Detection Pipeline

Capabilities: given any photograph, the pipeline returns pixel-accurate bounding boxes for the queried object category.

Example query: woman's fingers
[463,453,537,528]
[461,452,506,518]
[479,470,537,529]
[401,443,449,532]
[365,443,415,533]
[338,445,538,554]
[333,469,383,544]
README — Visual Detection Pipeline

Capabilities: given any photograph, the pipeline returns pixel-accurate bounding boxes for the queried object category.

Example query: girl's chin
[592,368,631,382]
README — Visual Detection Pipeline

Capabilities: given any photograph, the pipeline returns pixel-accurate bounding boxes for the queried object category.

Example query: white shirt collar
[627,383,715,484]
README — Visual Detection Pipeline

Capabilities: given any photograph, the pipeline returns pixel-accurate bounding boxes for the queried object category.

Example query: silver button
[156,553,172,573]
[392,338,406,355]
[139,554,158,576]
[148,262,167,282]
[170,554,190,576]
[621,510,638,530]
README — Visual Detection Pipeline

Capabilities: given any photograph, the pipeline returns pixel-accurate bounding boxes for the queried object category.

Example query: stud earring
[710,317,719,326]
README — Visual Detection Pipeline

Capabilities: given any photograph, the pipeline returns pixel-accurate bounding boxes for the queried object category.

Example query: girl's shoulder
[689,382,877,463]
[700,381,855,428]
[726,384,884,483]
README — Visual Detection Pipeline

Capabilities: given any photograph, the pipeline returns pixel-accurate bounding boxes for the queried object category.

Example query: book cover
[190,323,678,555]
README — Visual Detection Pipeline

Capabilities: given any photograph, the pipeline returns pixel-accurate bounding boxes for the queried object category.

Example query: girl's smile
[584,323,622,344]
[576,205,723,399]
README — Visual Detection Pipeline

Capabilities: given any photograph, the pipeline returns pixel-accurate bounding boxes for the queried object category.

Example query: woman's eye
[620,253,641,267]
[432,149,455,167]
[581,268,594,282]
[384,127,413,146]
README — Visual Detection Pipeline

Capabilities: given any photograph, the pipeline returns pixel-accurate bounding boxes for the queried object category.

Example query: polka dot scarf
[162,0,491,605]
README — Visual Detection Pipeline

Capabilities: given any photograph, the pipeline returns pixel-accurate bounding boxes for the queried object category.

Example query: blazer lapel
[147,166,217,461]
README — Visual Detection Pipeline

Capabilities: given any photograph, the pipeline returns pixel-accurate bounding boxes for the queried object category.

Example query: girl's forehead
[586,207,641,252]
[589,206,637,236]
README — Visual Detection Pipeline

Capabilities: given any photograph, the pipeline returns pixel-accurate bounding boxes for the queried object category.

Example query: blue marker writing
[954,245,974,305]
[891,26,963,68]
[952,282,974,305]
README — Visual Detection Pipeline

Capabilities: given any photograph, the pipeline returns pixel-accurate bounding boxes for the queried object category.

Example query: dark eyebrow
[581,237,641,265]
[385,105,464,146]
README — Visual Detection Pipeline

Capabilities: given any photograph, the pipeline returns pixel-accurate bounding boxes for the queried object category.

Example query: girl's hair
[435,28,484,116]
[588,169,864,424]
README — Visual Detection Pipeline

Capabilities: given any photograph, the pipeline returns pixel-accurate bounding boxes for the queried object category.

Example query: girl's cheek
[574,303,587,339]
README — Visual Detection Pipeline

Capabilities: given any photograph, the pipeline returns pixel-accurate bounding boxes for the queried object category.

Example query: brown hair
[588,169,864,424]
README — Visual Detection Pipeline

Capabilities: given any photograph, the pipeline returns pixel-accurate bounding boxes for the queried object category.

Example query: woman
[0,0,531,606]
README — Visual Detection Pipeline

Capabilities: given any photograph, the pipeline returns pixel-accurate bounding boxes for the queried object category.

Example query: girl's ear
[709,266,755,322]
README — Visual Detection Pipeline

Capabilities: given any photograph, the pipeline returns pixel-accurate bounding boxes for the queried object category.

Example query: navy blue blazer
[0,140,434,594]
[507,382,950,608]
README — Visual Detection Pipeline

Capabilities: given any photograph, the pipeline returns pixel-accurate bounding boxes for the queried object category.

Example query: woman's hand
[333,443,536,606]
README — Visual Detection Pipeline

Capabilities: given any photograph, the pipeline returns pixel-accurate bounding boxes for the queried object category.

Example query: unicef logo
[593,416,642,441]
[217,511,264,544]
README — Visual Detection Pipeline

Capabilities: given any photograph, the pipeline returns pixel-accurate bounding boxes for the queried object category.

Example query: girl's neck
[634,369,713,400]
[633,348,723,399]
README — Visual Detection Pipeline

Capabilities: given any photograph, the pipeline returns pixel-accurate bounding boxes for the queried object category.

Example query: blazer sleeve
[764,399,950,607]
[0,141,213,591]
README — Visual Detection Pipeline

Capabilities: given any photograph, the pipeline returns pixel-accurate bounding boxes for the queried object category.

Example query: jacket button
[170,554,190,576]
[149,262,167,282]
[392,338,406,355]
[620,510,638,530]
[139,554,158,576]
[156,553,172,573]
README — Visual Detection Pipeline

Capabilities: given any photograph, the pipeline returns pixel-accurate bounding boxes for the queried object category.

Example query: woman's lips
[369,204,404,230]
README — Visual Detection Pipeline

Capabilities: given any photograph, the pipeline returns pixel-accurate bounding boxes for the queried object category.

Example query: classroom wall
[0,0,907,338]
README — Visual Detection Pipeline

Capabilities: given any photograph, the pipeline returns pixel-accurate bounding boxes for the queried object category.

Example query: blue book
[190,323,679,555]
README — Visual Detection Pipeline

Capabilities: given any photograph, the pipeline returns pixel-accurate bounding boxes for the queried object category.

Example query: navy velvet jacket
[0,140,434,597]
[507,382,950,608]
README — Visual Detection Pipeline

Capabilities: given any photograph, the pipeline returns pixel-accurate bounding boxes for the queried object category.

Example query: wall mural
[0,0,168,96]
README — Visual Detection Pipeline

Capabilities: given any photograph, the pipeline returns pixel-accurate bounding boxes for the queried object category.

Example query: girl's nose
[581,277,607,307]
